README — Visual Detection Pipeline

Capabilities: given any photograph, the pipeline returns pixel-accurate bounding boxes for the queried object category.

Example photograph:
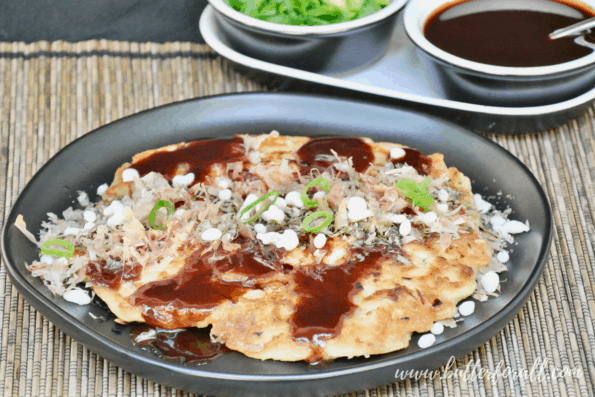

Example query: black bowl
[208,0,408,74]
[403,0,595,107]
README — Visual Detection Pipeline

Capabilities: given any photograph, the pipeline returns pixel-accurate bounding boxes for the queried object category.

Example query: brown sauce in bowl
[424,0,595,67]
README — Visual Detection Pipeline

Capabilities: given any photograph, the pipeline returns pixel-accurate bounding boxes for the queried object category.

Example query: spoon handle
[549,16,595,40]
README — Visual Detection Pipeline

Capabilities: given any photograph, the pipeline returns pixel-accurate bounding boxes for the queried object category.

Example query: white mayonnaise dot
[490,216,506,227]
[313,191,326,199]
[83,210,97,223]
[96,183,108,196]
[63,288,92,305]
[103,201,123,216]
[40,255,54,265]
[418,333,436,349]
[262,204,285,224]
[497,251,510,263]
[390,147,406,160]
[473,194,492,214]
[347,196,367,212]
[278,230,299,251]
[184,173,196,186]
[437,203,449,213]
[83,222,95,230]
[419,211,438,225]
[257,232,280,245]
[77,191,90,207]
[347,197,371,221]
[218,189,232,201]
[387,214,407,224]
[254,223,267,234]
[217,178,230,189]
[64,227,80,236]
[107,212,125,227]
[201,228,222,242]
[240,194,260,220]
[314,233,327,249]
[121,168,140,182]
[399,219,412,236]
[172,173,195,188]
[438,189,449,202]
[459,301,475,316]
[174,209,185,219]
[257,230,299,251]
[501,220,530,234]
[481,271,500,293]
[285,191,304,208]
[348,209,372,222]
[241,194,259,209]
[430,323,444,335]
[275,197,287,210]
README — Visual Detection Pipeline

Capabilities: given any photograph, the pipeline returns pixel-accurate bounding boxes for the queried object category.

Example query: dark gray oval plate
[1,92,552,397]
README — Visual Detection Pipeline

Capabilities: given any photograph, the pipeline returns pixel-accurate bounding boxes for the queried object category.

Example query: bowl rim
[207,0,408,36]
[403,0,595,77]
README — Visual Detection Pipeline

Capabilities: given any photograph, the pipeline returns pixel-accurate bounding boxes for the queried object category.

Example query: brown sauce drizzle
[95,136,438,363]
[391,148,432,176]
[130,324,229,364]
[130,238,281,327]
[424,0,595,67]
[401,207,417,216]
[86,260,142,290]
[297,137,374,174]
[130,137,246,183]
[290,248,389,342]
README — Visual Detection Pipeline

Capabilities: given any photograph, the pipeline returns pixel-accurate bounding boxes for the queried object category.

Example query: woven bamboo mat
[0,40,594,397]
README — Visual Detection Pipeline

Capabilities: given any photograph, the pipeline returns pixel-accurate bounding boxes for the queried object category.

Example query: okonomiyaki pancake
[81,132,493,362]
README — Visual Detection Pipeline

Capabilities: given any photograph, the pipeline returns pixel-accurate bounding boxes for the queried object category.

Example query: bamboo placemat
[0,40,594,397]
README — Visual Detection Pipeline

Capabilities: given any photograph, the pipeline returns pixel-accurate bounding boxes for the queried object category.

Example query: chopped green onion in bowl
[224,0,390,26]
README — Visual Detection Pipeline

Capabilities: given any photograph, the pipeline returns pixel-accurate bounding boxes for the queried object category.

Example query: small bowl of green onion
[207,0,408,73]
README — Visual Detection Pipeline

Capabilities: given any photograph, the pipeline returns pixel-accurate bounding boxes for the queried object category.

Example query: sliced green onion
[302,211,333,233]
[301,177,330,208]
[40,238,75,258]
[240,190,279,224]
[149,200,175,230]
[394,177,434,210]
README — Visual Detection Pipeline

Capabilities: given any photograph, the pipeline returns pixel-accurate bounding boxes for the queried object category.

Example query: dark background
[0,0,209,44]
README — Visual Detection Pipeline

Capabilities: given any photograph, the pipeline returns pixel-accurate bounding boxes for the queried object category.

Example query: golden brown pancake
[83,131,491,362]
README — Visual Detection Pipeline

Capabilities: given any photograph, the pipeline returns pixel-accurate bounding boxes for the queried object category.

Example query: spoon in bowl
[550,16,595,50]
[549,16,595,39]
